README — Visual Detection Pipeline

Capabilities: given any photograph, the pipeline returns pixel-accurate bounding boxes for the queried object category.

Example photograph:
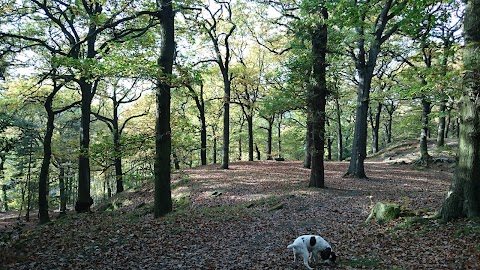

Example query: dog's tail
[287,243,297,249]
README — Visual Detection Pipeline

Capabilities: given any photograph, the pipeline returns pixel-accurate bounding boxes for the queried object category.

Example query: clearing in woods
[1,158,480,269]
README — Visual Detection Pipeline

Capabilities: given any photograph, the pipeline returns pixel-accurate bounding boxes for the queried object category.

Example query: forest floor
[1,140,480,270]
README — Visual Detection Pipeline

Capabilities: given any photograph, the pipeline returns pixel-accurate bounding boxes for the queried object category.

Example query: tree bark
[75,79,95,213]
[437,100,447,147]
[369,102,382,153]
[334,90,343,161]
[304,117,312,168]
[38,98,54,223]
[420,97,431,163]
[154,0,174,218]
[308,8,328,188]
[59,162,67,215]
[247,115,254,161]
[441,0,480,221]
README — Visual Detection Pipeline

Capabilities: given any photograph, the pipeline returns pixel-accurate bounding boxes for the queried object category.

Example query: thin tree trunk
[2,185,7,212]
[420,97,431,163]
[334,91,343,161]
[277,115,282,158]
[369,102,382,153]
[437,100,447,147]
[266,119,273,160]
[38,102,54,223]
[247,116,254,161]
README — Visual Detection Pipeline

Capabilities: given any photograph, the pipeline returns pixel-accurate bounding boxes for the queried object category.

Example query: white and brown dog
[287,235,336,270]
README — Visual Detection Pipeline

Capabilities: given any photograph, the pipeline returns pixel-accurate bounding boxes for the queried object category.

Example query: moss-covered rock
[365,202,402,224]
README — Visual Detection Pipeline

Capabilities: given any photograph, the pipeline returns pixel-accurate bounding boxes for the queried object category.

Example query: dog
[287,235,336,270]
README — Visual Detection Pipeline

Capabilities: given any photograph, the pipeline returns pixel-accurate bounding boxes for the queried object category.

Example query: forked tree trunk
[441,0,480,221]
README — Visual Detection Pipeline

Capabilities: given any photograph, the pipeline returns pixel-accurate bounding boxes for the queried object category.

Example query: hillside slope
[2,153,479,269]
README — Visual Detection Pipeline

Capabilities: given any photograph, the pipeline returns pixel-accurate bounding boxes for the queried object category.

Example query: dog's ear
[309,236,317,247]
[320,247,332,260]
[330,251,337,263]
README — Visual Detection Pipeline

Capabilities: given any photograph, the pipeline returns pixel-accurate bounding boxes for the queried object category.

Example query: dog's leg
[302,255,314,270]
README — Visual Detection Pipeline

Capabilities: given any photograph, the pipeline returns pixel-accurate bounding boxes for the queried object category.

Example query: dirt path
[2,161,479,269]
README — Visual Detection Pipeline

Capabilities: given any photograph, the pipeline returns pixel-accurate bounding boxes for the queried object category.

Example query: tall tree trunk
[346,0,397,178]
[221,79,231,169]
[441,0,480,221]
[309,8,328,188]
[154,0,174,218]
[38,98,55,223]
[347,63,372,178]
[255,143,261,160]
[75,11,101,213]
[75,81,94,213]
[113,109,124,193]
[200,105,207,165]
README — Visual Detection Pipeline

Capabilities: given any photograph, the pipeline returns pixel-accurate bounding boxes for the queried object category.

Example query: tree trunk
[369,102,382,153]
[304,117,312,169]
[59,163,66,215]
[441,0,480,221]
[221,79,231,169]
[308,9,328,188]
[2,185,7,212]
[266,119,273,160]
[1,155,8,211]
[199,103,207,165]
[113,109,124,193]
[25,145,33,222]
[255,143,261,160]
[420,97,431,163]
[346,63,371,178]
[277,115,282,158]
[75,81,94,213]
[346,0,397,178]
[437,100,447,147]
[38,99,54,223]
[335,91,343,161]
[212,126,218,164]
[247,115,254,161]
[154,0,174,218]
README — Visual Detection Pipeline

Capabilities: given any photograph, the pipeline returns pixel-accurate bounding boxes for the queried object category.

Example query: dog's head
[320,247,337,264]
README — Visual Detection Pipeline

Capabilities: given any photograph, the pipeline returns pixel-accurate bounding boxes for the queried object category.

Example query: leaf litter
[1,160,480,269]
